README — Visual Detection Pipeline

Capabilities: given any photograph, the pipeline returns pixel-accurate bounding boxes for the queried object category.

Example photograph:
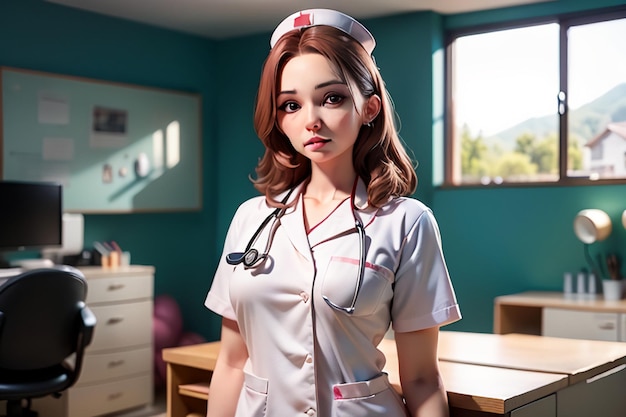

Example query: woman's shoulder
[374,197,442,238]
[236,195,268,211]
[379,196,433,221]
[225,196,273,237]
[232,195,271,220]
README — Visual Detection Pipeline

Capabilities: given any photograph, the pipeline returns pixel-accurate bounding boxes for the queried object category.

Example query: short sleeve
[204,204,248,321]
[391,209,461,333]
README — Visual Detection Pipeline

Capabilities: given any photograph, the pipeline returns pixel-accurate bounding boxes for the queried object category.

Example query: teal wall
[2,0,625,340]
[0,0,220,339]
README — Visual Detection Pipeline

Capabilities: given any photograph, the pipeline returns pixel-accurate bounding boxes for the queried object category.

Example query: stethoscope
[225,188,295,268]
[225,186,366,314]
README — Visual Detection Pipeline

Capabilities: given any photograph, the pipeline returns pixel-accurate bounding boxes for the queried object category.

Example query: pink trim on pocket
[331,256,380,271]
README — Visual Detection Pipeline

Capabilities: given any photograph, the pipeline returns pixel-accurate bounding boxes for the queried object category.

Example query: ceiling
[45,0,551,39]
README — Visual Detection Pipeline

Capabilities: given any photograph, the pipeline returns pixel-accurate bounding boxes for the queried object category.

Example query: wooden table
[436,332,626,416]
[438,331,626,384]
[378,338,568,416]
[163,331,626,417]
[162,343,220,417]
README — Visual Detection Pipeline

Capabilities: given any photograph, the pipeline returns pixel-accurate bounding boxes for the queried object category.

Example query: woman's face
[276,53,374,169]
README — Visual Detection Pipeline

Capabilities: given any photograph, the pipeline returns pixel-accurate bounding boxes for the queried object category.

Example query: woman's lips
[304,137,331,150]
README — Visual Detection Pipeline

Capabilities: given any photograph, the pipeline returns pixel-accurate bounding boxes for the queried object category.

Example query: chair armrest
[80,304,97,348]
[69,304,97,386]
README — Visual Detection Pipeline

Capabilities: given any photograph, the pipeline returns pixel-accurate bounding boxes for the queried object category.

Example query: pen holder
[602,280,624,301]
[121,251,131,266]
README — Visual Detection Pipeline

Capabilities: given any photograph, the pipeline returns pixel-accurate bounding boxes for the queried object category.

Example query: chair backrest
[0,266,88,370]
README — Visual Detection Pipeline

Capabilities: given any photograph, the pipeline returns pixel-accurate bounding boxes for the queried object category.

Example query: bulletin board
[0,67,202,213]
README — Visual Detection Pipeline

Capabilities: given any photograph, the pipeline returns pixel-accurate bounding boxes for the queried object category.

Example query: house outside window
[445,6,626,187]
[585,122,626,178]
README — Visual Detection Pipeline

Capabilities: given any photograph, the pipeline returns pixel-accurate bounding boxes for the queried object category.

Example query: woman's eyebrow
[277,89,295,97]
[315,79,346,89]
[278,79,346,97]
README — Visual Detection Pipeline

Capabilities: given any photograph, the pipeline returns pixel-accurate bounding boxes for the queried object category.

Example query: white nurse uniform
[205,179,461,417]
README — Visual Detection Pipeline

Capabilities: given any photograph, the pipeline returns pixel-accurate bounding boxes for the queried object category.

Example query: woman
[205,8,461,417]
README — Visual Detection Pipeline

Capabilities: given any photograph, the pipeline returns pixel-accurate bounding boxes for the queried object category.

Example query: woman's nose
[305,108,321,131]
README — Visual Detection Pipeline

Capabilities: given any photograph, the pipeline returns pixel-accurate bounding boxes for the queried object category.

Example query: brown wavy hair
[252,25,417,208]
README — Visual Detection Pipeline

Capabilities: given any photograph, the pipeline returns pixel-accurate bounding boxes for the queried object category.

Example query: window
[446,7,626,186]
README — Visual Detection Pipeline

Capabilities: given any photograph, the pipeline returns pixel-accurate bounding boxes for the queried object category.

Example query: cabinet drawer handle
[108,392,124,401]
[108,359,125,368]
[107,317,124,325]
[598,323,615,330]
[107,283,125,291]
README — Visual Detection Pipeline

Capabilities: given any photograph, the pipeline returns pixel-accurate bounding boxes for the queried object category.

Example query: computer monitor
[0,180,63,267]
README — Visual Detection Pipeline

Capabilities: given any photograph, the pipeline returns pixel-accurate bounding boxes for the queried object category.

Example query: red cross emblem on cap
[293,12,312,28]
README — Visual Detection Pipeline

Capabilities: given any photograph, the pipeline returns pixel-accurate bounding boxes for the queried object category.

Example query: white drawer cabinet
[33,265,155,417]
[495,292,626,342]
[542,308,620,341]
[88,301,153,351]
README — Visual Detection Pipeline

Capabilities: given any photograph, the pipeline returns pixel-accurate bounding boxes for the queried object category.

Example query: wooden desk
[438,331,626,384]
[378,338,567,416]
[163,334,587,417]
[437,332,626,417]
[162,343,220,417]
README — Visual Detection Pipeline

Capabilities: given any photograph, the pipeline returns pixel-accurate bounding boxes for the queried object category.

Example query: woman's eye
[325,94,345,106]
[279,101,300,113]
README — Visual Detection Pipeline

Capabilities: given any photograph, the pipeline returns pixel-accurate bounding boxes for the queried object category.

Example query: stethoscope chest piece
[244,249,259,266]
[226,248,263,267]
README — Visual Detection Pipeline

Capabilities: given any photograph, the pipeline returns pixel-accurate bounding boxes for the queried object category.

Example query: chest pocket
[319,256,394,317]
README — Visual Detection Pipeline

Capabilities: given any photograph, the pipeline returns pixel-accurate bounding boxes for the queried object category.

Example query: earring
[364,121,373,128]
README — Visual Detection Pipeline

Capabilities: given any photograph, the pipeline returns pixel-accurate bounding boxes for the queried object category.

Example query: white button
[305,408,316,416]
[305,355,313,364]
[300,291,309,303]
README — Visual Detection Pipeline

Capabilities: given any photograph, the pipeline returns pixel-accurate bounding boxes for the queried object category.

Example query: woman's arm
[206,318,248,417]
[395,326,449,417]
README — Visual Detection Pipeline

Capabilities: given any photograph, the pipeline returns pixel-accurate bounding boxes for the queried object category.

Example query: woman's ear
[364,94,381,124]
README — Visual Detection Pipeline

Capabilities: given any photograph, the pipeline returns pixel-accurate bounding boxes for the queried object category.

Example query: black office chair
[0,266,96,417]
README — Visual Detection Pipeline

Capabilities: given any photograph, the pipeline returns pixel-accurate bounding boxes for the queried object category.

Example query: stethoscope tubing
[225,188,294,267]
[226,183,366,314]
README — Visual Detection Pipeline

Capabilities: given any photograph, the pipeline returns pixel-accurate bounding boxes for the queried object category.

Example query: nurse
[205,8,461,417]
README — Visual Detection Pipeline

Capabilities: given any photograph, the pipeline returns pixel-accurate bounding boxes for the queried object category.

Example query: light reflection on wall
[166,121,180,168]
[152,129,164,173]
[151,120,180,177]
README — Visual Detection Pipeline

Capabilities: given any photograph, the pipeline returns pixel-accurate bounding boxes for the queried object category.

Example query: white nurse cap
[270,9,376,55]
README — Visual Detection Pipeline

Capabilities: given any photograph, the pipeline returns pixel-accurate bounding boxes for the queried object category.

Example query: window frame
[443,5,626,188]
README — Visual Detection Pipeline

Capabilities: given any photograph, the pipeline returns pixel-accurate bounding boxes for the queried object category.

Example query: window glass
[567,18,626,180]
[450,24,559,185]
[447,7,626,187]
